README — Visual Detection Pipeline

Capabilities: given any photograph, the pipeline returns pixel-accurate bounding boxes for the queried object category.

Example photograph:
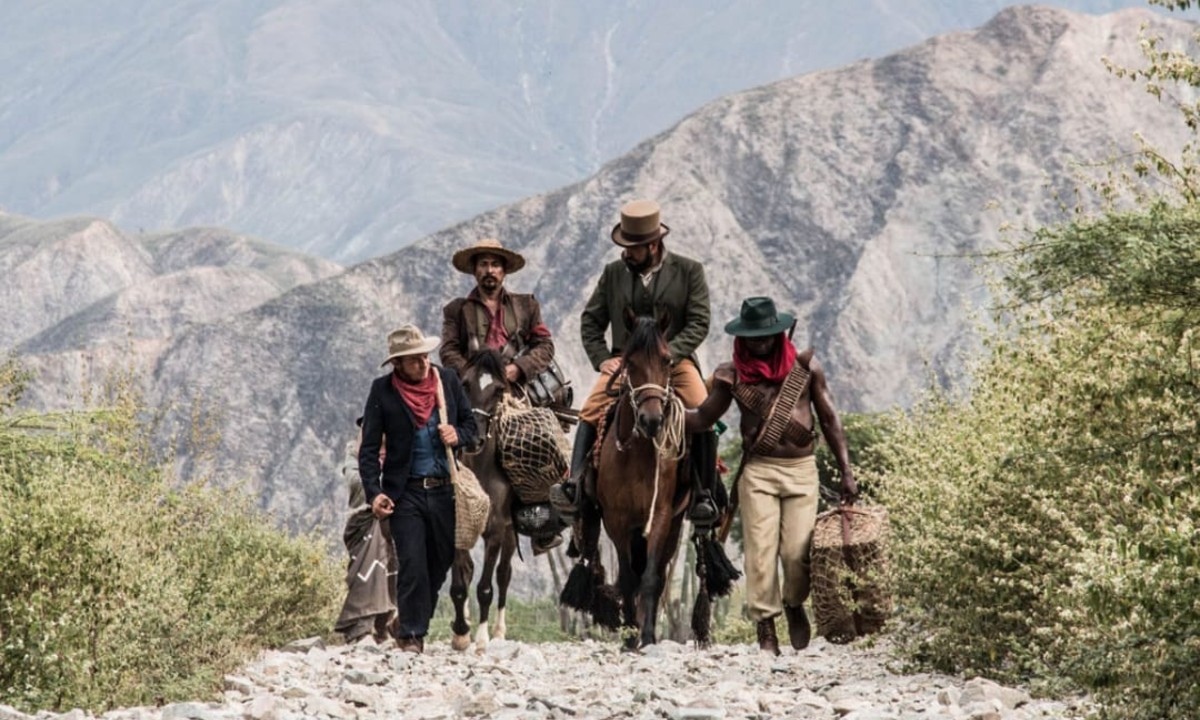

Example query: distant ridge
[6,7,1195,550]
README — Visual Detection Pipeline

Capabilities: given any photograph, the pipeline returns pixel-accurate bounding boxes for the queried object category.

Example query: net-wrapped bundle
[810,504,892,644]
[495,394,570,503]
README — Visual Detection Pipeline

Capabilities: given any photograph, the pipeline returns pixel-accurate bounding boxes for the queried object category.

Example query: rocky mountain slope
[2,215,342,408]
[0,0,1163,262]
[8,7,1196,543]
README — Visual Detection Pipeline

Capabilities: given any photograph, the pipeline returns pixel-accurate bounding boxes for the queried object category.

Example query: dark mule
[570,311,692,649]
[448,349,518,651]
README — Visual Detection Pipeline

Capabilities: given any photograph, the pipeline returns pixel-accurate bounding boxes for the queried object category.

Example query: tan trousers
[579,358,707,425]
[739,454,819,622]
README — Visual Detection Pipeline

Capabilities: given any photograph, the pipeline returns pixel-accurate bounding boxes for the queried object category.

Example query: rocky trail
[2,634,1091,720]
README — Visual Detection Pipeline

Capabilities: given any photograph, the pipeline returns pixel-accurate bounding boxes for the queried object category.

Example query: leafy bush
[871,211,1199,717]
[0,366,342,713]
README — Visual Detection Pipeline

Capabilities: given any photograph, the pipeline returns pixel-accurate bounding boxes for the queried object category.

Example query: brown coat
[440,288,555,381]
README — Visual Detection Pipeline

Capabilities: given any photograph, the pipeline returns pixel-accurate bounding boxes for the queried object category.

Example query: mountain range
[0,0,1173,263]
[5,6,1196,544]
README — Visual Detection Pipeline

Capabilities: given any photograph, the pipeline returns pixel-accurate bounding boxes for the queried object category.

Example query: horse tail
[697,529,741,598]
[560,561,594,612]
[690,527,742,647]
[590,579,623,631]
[691,570,712,648]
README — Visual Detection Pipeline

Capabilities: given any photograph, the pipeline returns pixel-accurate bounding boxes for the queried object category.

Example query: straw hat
[451,238,526,274]
[379,324,440,367]
[611,199,671,247]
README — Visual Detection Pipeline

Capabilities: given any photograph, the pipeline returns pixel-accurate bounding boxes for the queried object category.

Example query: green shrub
[870,294,1199,715]
[0,369,342,713]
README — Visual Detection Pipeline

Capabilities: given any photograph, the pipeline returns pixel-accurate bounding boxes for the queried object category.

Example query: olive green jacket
[580,251,711,370]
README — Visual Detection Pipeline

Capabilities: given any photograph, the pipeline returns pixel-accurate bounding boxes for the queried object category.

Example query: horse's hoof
[451,634,471,652]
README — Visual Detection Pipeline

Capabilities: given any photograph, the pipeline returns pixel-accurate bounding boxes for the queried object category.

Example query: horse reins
[613,373,686,537]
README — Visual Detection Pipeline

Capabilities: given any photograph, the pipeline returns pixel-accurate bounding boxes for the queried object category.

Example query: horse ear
[656,307,671,336]
[622,306,637,332]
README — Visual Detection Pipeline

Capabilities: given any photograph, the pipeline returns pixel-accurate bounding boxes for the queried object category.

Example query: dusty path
[2,636,1091,720]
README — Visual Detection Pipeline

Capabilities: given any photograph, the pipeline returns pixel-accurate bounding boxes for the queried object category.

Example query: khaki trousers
[739,454,819,622]
[579,358,707,425]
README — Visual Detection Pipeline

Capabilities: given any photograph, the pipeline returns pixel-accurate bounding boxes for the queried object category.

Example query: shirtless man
[687,296,858,654]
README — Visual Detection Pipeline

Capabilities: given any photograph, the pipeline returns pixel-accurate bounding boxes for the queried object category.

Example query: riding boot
[756,617,781,656]
[688,429,719,527]
[784,604,812,650]
[549,421,597,519]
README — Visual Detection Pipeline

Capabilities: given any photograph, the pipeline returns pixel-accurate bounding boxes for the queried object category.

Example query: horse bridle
[614,369,676,451]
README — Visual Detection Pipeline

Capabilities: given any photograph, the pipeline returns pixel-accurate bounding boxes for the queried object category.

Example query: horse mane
[624,315,669,363]
[467,348,509,385]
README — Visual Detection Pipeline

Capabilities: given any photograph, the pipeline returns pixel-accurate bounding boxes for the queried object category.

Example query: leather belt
[408,476,451,489]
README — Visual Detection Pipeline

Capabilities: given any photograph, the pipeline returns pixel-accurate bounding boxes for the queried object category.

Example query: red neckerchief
[392,369,438,426]
[733,334,797,385]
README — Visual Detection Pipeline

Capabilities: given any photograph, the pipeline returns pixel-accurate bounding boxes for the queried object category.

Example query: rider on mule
[686,297,860,654]
[549,199,720,526]
[440,237,565,554]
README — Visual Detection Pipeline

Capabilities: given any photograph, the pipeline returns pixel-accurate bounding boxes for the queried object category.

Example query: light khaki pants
[739,454,819,622]
[579,358,707,425]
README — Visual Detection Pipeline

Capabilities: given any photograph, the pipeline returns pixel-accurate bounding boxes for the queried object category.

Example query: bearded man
[440,237,567,554]
[549,199,719,526]
[440,238,555,386]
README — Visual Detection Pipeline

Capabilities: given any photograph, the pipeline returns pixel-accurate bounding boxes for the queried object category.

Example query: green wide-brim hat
[723,296,795,337]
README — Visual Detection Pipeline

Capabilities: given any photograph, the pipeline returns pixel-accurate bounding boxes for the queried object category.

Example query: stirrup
[532,533,564,556]
[689,495,718,527]
[548,482,579,517]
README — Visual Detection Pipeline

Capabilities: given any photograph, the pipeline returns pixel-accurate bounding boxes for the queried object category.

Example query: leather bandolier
[718,358,814,541]
[731,359,813,455]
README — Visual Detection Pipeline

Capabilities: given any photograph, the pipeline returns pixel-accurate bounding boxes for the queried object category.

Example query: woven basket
[434,368,491,551]
[495,394,569,504]
[810,504,892,644]
[452,462,490,550]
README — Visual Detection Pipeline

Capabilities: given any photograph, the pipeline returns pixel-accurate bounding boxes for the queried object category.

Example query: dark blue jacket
[358,366,477,505]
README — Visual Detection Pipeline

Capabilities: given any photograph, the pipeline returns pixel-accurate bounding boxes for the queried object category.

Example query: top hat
[611,199,671,247]
[380,324,440,367]
[451,238,526,274]
[723,297,796,337]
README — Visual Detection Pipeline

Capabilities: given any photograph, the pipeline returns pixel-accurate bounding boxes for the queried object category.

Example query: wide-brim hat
[380,324,440,367]
[724,297,795,337]
[611,199,671,247]
[451,238,526,274]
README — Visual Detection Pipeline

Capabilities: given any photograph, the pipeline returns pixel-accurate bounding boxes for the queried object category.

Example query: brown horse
[448,349,518,652]
[570,311,692,649]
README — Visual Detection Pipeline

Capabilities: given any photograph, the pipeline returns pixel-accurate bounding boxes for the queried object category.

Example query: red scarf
[733,334,797,385]
[391,369,438,426]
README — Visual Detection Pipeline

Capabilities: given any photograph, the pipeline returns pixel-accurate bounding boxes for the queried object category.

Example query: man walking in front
[549,199,719,525]
[359,325,477,653]
[686,297,859,654]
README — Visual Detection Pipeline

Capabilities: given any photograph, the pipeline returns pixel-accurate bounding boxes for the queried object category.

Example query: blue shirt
[409,415,449,478]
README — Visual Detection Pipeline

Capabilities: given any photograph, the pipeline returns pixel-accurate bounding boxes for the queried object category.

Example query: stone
[343,670,389,687]
[222,677,257,696]
[281,637,325,654]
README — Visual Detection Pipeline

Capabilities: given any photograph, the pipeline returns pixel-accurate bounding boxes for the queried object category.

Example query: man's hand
[840,472,860,505]
[371,494,394,518]
[504,363,521,383]
[438,424,459,447]
[599,357,622,375]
